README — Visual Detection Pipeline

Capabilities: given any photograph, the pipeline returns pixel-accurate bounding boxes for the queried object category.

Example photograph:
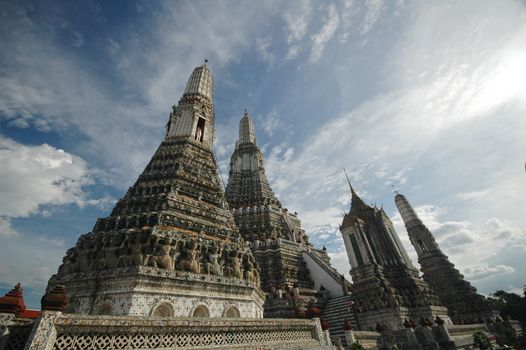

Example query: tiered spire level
[225,111,307,242]
[239,110,256,144]
[225,112,324,307]
[226,111,281,210]
[395,191,496,323]
[183,63,214,100]
[103,63,233,237]
[166,63,215,148]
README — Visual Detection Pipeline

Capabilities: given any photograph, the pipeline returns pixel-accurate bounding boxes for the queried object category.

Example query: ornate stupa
[225,111,308,243]
[340,178,450,330]
[225,111,350,318]
[47,63,264,318]
[395,191,496,323]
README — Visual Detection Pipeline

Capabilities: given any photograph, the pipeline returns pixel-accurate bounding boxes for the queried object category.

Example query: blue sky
[1,0,525,309]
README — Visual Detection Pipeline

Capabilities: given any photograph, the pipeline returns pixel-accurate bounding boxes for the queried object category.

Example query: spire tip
[343,169,356,196]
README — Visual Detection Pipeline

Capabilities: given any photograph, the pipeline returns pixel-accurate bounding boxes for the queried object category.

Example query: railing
[0,315,35,350]
[352,331,381,349]
[11,312,329,350]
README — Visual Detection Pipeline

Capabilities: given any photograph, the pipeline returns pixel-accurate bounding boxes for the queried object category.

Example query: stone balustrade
[1,312,331,350]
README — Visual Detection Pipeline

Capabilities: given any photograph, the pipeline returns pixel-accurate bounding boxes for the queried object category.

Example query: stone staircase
[321,294,357,345]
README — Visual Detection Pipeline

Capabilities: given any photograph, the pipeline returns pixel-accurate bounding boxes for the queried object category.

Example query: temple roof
[340,174,374,228]
[183,63,213,100]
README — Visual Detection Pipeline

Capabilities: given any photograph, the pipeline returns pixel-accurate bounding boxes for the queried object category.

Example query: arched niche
[192,304,210,318]
[223,306,240,318]
[151,302,174,318]
[94,303,113,316]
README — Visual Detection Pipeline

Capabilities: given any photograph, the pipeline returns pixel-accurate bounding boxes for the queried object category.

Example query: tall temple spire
[226,111,280,210]
[394,190,496,323]
[239,109,256,145]
[225,112,349,318]
[339,181,449,330]
[394,192,437,254]
[342,170,368,216]
[166,63,215,148]
[48,63,264,318]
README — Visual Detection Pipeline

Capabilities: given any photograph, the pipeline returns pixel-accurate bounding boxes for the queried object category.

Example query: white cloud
[283,0,312,59]
[0,229,66,307]
[391,204,526,293]
[328,242,352,281]
[106,37,120,55]
[310,4,340,63]
[0,136,105,218]
[284,0,311,44]
[261,110,281,136]
[464,264,515,281]
[339,0,354,43]
[71,30,84,47]
[360,0,384,35]
[455,190,490,202]
[256,36,275,67]
[0,136,110,306]
[0,217,18,239]
[0,1,281,188]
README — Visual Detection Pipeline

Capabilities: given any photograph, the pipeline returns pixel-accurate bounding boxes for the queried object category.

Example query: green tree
[488,288,526,326]
[473,330,493,350]
[349,341,365,350]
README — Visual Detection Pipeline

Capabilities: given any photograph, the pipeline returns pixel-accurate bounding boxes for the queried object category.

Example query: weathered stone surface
[20,313,331,350]
[46,63,263,318]
[340,181,450,331]
[225,111,309,244]
[225,113,349,320]
[395,192,497,324]
[0,314,34,350]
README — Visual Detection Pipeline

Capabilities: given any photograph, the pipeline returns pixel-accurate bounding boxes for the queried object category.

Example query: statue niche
[118,232,149,267]
[227,251,243,279]
[145,234,178,270]
[177,239,201,274]
[244,258,260,288]
[205,243,224,276]
[97,234,120,269]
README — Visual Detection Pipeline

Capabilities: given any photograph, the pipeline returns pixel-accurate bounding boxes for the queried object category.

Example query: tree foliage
[488,287,526,326]
[473,330,493,350]
[349,341,365,350]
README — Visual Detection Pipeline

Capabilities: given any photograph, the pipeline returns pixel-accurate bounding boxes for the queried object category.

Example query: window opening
[195,118,205,142]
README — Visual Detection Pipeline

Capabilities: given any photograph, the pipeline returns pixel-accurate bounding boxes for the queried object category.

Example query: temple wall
[50,266,265,319]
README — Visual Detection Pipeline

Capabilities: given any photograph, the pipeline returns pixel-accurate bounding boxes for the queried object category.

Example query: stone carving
[226,252,243,279]
[98,235,120,269]
[145,235,177,270]
[120,233,148,267]
[244,259,260,287]
[205,243,223,276]
[178,239,201,274]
